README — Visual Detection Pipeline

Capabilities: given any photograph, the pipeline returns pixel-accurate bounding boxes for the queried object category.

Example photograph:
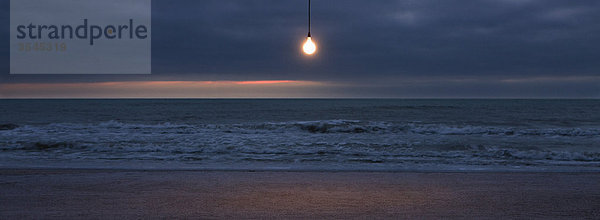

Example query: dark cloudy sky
[1,0,599,98]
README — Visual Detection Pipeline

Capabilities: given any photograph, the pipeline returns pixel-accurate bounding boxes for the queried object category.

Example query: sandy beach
[0,170,599,219]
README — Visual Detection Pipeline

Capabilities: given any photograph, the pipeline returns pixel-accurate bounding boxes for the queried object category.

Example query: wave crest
[240,120,600,137]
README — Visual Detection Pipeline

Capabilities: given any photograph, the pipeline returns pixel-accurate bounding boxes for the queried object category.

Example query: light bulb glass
[303,37,316,55]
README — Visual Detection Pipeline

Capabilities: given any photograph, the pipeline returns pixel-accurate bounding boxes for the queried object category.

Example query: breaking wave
[234,120,600,137]
[1,120,599,171]
[6,120,598,137]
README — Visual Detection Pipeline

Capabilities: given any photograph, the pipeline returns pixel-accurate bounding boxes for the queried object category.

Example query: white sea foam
[1,119,599,171]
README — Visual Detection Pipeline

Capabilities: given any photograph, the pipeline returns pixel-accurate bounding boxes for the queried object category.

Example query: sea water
[0,99,599,171]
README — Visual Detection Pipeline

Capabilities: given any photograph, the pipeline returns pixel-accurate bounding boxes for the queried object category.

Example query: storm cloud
[1,0,599,97]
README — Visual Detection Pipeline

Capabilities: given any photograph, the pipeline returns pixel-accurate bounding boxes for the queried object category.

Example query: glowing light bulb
[303,37,316,55]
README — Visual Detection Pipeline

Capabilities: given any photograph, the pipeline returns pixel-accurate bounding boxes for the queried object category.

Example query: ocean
[0,99,599,171]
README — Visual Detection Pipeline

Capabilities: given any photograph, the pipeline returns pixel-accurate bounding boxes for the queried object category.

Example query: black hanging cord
[308,0,311,37]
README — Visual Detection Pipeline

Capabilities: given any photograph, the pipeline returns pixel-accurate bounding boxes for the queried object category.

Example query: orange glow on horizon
[234,80,295,85]
[1,80,309,88]
[0,80,327,98]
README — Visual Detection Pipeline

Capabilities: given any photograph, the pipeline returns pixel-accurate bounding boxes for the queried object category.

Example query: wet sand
[1,169,599,219]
